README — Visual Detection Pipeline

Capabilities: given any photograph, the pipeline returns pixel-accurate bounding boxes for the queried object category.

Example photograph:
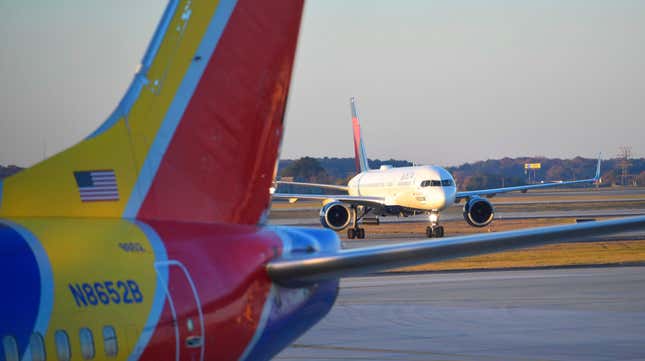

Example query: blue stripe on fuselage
[0,223,41,360]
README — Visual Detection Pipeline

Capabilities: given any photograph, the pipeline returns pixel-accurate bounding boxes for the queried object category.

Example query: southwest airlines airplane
[1,1,644,361]
[274,97,602,239]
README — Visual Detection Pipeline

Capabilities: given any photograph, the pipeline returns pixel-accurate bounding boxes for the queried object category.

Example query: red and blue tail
[350,97,370,173]
[0,0,304,225]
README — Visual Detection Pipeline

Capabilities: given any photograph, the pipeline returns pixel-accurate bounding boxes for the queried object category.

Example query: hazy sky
[1,1,644,167]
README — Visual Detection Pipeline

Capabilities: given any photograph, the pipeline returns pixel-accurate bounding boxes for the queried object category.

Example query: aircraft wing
[455,178,597,199]
[272,193,385,207]
[455,157,602,200]
[267,215,645,286]
[276,180,349,192]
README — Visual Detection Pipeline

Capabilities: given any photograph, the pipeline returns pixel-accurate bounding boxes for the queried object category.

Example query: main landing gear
[425,212,445,238]
[347,205,371,239]
[347,227,365,239]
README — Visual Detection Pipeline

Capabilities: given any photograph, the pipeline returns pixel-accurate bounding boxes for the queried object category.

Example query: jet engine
[320,202,351,231]
[463,197,495,227]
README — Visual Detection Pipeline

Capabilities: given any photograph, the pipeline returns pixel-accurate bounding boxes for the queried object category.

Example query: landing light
[429,213,438,223]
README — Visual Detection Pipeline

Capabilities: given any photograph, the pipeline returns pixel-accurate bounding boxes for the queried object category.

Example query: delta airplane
[274,97,602,239]
[1,1,644,361]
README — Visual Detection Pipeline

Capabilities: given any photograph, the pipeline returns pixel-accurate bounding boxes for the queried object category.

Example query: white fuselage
[347,165,457,212]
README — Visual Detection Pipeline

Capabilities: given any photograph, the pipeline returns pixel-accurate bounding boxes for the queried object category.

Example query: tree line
[278,156,645,191]
[3,157,645,190]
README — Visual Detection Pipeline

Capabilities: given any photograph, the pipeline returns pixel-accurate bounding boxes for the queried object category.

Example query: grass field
[359,218,645,272]
[393,239,645,272]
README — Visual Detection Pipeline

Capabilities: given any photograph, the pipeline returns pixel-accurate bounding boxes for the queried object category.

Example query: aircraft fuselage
[0,218,338,361]
[347,165,457,212]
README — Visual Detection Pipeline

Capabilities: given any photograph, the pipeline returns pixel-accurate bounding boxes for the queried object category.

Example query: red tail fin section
[136,1,304,224]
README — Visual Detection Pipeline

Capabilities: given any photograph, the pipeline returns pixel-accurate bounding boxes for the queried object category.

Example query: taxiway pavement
[270,209,645,226]
[275,267,645,361]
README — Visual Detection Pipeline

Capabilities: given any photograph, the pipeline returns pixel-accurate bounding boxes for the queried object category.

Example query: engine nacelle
[463,197,495,227]
[320,202,351,231]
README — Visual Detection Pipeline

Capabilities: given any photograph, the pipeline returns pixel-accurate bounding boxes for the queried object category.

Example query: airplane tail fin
[350,97,370,173]
[0,1,305,225]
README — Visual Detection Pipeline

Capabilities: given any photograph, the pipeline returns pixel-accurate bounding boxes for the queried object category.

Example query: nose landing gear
[425,212,444,238]
[426,225,444,238]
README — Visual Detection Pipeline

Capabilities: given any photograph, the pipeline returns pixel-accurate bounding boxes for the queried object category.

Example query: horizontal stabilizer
[267,216,645,286]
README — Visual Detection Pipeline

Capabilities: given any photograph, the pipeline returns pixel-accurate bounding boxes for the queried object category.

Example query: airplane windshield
[421,180,442,187]
[441,179,454,187]
[421,179,454,187]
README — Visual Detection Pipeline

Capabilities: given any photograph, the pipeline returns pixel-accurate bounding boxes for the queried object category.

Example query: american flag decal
[73,170,119,202]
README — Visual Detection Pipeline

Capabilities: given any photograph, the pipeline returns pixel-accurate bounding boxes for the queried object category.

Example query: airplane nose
[445,187,456,204]
[426,189,447,210]
[424,187,456,210]
[440,187,456,209]
[437,196,447,210]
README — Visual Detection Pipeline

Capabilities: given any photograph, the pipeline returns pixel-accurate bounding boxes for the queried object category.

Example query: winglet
[350,97,370,173]
[594,153,602,183]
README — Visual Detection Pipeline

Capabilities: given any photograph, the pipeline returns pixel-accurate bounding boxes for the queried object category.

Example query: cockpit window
[421,180,442,187]
[421,179,454,187]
